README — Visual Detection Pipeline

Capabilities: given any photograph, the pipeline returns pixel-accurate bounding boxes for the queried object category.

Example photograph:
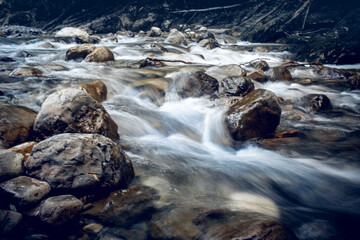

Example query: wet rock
[26,133,134,191]
[55,27,90,43]
[219,64,247,78]
[0,150,24,182]
[81,186,156,227]
[250,60,270,71]
[0,210,22,234]
[348,74,360,90]
[85,46,115,62]
[267,66,292,81]
[0,176,50,208]
[198,38,220,49]
[165,29,185,45]
[30,195,83,226]
[301,94,332,113]
[0,57,15,62]
[33,88,119,140]
[65,44,96,61]
[274,130,299,138]
[139,58,166,68]
[15,51,32,58]
[317,67,347,79]
[176,71,219,98]
[225,89,281,141]
[186,31,200,42]
[80,80,107,102]
[148,27,162,37]
[83,223,103,234]
[224,36,237,44]
[247,69,267,83]
[255,46,270,52]
[219,76,254,97]
[0,90,4,96]
[39,42,55,49]
[9,141,37,164]
[0,105,37,148]
[10,67,42,77]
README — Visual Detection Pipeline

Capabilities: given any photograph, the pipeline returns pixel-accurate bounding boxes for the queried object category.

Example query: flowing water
[1,32,360,239]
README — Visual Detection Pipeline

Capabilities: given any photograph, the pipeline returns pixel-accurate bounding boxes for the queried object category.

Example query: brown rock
[85,46,115,62]
[65,44,96,61]
[40,42,56,49]
[10,67,42,77]
[0,105,37,148]
[247,69,267,83]
[80,80,107,102]
[9,141,36,163]
[219,76,254,97]
[274,130,299,138]
[250,60,270,71]
[268,66,292,81]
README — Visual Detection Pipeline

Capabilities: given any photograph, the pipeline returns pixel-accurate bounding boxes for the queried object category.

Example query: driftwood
[172,3,244,13]
[284,0,311,27]
[145,57,197,64]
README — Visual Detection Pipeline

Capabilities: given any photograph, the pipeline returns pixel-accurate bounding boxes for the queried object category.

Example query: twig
[302,1,311,30]
[284,0,311,27]
[172,3,244,13]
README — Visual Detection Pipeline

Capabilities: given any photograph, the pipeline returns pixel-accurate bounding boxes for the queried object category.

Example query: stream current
[0,31,359,239]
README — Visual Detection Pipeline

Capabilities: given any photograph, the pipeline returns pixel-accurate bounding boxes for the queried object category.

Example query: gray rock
[9,67,42,77]
[0,210,22,234]
[0,150,24,182]
[0,176,50,208]
[33,88,119,140]
[31,195,83,226]
[26,133,134,192]
[175,71,219,98]
[148,27,162,37]
[250,60,270,71]
[219,76,254,97]
[225,89,281,141]
[198,38,220,50]
[165,29,185,45]
[206,64,246,82]
[65,44,96,61]
[55,27,90,43]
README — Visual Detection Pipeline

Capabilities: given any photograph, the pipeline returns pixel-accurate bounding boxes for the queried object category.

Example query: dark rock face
[30,195,83,226]
[176,71,219,98]
[0,176,51,208]
[80,80,108,102]
[225,89,281,141]
[26,133,134,192]
[0,105,37,148]
[0,150,24,182]
[33,88,119,140]
[219,76,254,97]
[301,94,332,113]
[65,44,96,61]
[0,210,22,234]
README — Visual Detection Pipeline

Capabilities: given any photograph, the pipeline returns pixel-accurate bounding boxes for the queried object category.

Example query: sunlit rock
[85,46,115,62]
[10,67,42,77]
[165,29,185,45]
[65,43,95,61]
[80,80,107,102]
[55,27,90,43]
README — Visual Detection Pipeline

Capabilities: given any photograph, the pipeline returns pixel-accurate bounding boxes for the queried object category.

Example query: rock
[165,29,185,45]
[55,27,90,43]
[300,94,332,113]
[10,67,42,77]
[85,46,115,62]
[219,64,247,77]
[39,42,55,49]
[198,38,220,49]
[273,130,299,138]
[224,36,237,44]
[0,210,22,234]
[139,58,166,68]
[0,150,24,182]
[225,89,281,141]
[176,71,219,98]
[0,90,4,96]
[0,176,50,208]
[26,133,134,191]
[65,44,96,61]
[247,69,267,83]
[81,186,156,227]
[219,76,254,97]
[0,57,15,62]
[83,223,103,234]
[0,105,37,148]
[186,31,200,42]
[9,141,37,164]
[250,60,270,71]
[31,195,83,226]
[267,66,292,81]
[255,46,270,52]
[349,75,360,90]
[33,88,119,140]
[148,27,162,37]
[80,80,107,102]
[15,51,32,58]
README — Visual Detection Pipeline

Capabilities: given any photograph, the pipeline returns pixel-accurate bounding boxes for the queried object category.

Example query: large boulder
[33,88,119,140]
[0,150,24,182]
[0,210,22,234]
[0,176,50,208]
[84,46,115,62]
[55,27,90,43]
[165,29,185,45]
[80,80,107,102]
[225,89,281,141]
[9,67,42,77]
[30,195,83,226]
[26,133,134,192]
[65,44,96,61]
[219,76,254,97]
[176,71,219,98]
[0,105,37,148]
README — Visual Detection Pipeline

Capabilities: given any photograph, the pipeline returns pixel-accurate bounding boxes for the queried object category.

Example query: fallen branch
[284,0,311,27]
[146,57,197,64]
[172,3,244,13]
[302,1,311,30]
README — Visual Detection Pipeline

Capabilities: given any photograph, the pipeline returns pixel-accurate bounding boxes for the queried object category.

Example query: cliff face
[1,0,359,64]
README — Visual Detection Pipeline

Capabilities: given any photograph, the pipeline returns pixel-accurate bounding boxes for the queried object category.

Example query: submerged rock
[300,94,332,113]
[55,27,90,43]
[0,210,22,234]
[225,89,281,141]
[65,44,96,61]
[0,150,24,182]
[10,67,42,77]
[26,133,134,191]
[80,80,107,102]
[39,42,56,49]
[33,88,119,140]
[219,76,254,97]
[176,71,219,98]
[85,46,115,62]
[165,29,185,45]
[0,105,37,148]
[0,176,51,208]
